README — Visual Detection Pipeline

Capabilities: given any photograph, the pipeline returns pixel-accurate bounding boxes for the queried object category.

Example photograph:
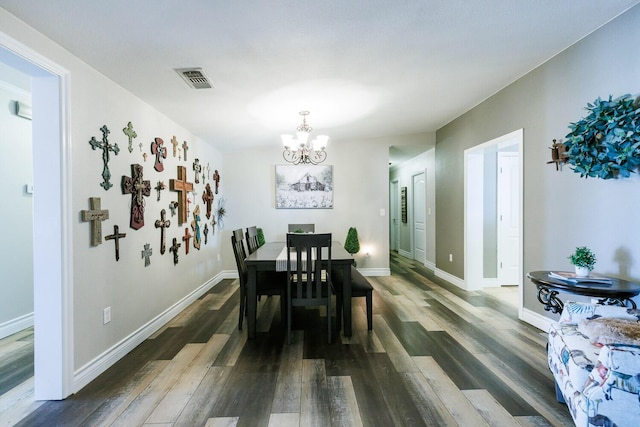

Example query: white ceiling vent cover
[175,68,213,89]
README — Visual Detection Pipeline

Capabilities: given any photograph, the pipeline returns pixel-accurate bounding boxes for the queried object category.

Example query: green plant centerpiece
[256,227,265,247]
[344,227,360,266]
[564,94,640,179]
[568,246,596,277]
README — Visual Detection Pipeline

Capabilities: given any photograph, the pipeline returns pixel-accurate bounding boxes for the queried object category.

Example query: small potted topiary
[257,227,265,247]
[344,227,360,266]
[568,246,596,277]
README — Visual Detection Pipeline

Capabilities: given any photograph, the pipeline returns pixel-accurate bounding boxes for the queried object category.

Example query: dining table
[244,241,355,339]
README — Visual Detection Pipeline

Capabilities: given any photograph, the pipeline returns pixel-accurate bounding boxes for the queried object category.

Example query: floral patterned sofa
[548,301,640,427]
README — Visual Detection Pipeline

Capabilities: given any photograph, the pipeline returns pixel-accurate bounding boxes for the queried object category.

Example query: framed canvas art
[275,165,333,209]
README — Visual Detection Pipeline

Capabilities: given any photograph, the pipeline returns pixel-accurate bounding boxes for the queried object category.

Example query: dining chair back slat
[246,225,259,254]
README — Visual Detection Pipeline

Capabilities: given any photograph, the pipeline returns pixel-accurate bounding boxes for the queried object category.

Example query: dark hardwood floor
[0,253,573,426]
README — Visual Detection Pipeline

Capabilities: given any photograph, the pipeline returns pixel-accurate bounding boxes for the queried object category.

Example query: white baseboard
[0,312,34,340]
[424,260,435,271]
[398,249,412,259]
[72,272,228,393]
[434,268,465,289]
[357,268,390,277]
[520,308,554,332]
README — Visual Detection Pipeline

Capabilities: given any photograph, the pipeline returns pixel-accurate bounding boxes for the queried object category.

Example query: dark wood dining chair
[332,266,373,331]
[231,229,286,330]
[288,223,315,233]
[245,225,259,254]
[286,232,333,344]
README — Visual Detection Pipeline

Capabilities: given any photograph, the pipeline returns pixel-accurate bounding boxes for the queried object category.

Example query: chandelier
[281,111,328,165]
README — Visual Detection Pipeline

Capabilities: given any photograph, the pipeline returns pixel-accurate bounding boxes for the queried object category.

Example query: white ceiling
[1,0,638,164]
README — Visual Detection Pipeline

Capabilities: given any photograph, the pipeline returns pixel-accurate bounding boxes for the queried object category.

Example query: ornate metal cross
[169,166,194,225]
[182,227,192,255]
[169,201,178,217]
[141,243,153,267]
[213,170,220,194]
[171,135,179,158]
[193,159,201,184]
[155,181,165,201]
[89,125,120,190]
[123,121,137,153]
[207,162,211,180]
[202,183,214,219]
[151,137,167,172]
[105,225,127,261]
[191,205,201,250]
[182,140,189,162]
[169,237,181,265]
[154,209,171,254]
[81,197,109,246]
[122,164,151,229]
[203,223,209,245]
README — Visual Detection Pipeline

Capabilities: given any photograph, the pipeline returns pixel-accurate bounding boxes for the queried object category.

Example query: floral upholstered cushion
[558,301,638,324]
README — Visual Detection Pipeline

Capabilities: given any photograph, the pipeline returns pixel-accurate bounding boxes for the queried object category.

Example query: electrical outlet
[103,307,111,324]
[449,254,453,262]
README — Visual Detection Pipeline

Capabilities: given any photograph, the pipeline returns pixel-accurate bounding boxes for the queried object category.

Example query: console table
[527,270,640,314]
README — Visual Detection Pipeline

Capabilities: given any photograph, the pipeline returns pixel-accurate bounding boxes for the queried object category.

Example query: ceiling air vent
[175,68,213,89]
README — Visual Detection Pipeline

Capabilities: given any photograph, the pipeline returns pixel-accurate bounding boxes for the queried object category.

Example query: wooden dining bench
[333,266,373,331]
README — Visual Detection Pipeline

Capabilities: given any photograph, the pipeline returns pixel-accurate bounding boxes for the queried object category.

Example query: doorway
[390,180,399,252]
[464,129,523,315]
[1,34,71,400]
[412,172,426,264]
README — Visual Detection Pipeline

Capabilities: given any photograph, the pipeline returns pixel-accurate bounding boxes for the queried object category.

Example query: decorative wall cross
[89,125,120,190]
[169,237,181,265]
[142,152,147,162]
[191,205,201,250]
[169,201,178,217]
[141,243,153,267]
[203,223,209,245]
[207,163,211,180]
[182,227,192,255]
[169,166,194,225]
[154,209,171,254]
[155,181,165,201]
[105,225,127,261]
[123,121,137,153]
[151,137,167,172]
[171,135,179,158]
[81,197,109,246]
[122,164,151,229]
[177,147,182,161]
[213,170,220,194]
[193,159,201,184]
[182,141,189,162]
[139,142,143,152]
[202,183,214,219]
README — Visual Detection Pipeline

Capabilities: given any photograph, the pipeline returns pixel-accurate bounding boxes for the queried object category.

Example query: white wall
[0,65,33,338]
[0,8,226,394]
[389,148,436,269]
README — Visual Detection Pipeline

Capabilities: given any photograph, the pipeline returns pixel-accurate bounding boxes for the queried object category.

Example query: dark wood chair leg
[238,285,246,330]
[366,291,373,331]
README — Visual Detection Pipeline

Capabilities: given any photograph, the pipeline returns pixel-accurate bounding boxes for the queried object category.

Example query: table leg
[536,284,563,314]
[342,263,352,337]
[247,265,257,339]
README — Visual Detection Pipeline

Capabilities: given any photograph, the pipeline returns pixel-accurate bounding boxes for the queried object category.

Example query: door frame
[411,171,426,264]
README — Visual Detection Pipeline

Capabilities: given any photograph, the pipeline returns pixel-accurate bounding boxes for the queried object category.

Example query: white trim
[398,249,412,259]
[0,80,30,98]
[72,274,226,392]
[357,268,390,277]
[435,268,465,289]
[424,260,435,271]
[520,308,554,332]
[0,312,34,340]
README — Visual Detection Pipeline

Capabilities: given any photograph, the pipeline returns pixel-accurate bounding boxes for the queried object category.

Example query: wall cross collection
[83,122,220,266]
[122,164,151,230]
[89,125,120,190]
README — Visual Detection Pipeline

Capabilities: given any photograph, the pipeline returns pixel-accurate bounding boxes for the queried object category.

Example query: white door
[497,152,520,286]
[390,180,400,251]
[412,172,426,264]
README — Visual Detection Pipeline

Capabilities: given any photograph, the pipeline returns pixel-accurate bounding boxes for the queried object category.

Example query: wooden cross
[89,125,120,190]
[155,181,165,201]
[154,209,171,254]
[169,237,181,265]
[171,135,179,158]
[202,183,214,219]
[81,197,109,246]
[123,121,137,153]
[182,227,192,255]
[141,243,153,267]
[203,223,209,245]
[182,140,189,162]
[169,166,194,225]
[191,205,201,250]
[193,159,201,184]
[122,164,151,230]
[105,225,126,261]
[151,137,167,172]
[213,170,220,194]
[142,152,147,162]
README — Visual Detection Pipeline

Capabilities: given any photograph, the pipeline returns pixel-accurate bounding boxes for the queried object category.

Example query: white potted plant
[568,246,596,277]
